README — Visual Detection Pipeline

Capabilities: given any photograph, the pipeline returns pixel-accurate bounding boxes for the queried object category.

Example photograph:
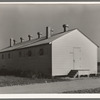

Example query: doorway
[73,47,81,69]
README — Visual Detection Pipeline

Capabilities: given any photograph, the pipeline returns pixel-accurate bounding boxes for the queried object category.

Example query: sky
[0,4,100,61]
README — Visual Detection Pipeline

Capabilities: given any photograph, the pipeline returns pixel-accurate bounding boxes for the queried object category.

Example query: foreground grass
[63,87,100,93]
[0,76,69,87]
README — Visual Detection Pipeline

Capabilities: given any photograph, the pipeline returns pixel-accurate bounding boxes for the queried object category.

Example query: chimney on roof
[10,38,14,47]
[28,35,33,40]
[13,39,16,45]
[46,26,52,39]
[20,37,24,43]
[63,24,69,32]
[37,32,42,39]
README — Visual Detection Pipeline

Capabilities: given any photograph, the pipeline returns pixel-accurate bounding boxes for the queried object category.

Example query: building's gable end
[52,29,97,76]
[76,29,99,48]
[52,29,99,48]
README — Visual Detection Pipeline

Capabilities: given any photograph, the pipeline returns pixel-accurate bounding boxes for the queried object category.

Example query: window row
[2,53,10,59]
[1,48,46,59]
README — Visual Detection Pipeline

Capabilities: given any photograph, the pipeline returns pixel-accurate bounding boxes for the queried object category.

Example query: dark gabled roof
[19,29,75,49]
[0,29,99,53]
[0,36,46,53]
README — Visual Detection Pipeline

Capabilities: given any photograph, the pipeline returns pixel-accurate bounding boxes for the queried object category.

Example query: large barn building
[0,25,98,78]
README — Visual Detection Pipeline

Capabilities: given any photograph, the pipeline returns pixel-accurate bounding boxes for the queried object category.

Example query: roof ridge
[1,28,92,53]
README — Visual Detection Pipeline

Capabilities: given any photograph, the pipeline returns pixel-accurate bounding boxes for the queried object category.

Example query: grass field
[0,76,69,87]
[1,76,100,93]
[63,87,100,93]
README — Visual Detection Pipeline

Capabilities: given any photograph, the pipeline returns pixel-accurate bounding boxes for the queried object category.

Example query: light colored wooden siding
[52,29,97,76]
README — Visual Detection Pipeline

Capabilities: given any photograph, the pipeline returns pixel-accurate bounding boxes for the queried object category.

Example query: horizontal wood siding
[0,44,52,77]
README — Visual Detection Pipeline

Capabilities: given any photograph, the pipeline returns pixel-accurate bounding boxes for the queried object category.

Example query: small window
[2,54,4,59]
[28,50,32,57]
[19,51,22,57]
[39,48,44,56]
[8,53,10,59]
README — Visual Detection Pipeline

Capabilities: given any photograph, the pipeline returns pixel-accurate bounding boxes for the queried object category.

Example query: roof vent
[63,24,69,32]
[37,32,42,39]
[51,28,54,34]
[10,38,14,47]
[13,39,16,45]
[28,35,33,40]
[20,37,24,43]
